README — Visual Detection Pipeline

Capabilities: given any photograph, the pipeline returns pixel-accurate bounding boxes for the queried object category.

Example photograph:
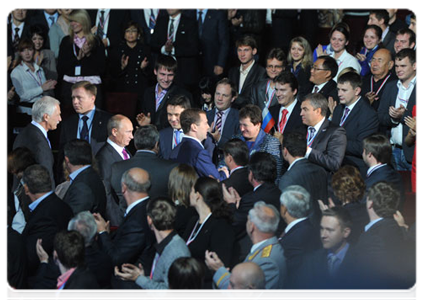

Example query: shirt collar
[309,117,326,135]
[57,267,76,289]
[28,191,54,212]
[364,217,383,232]
[79,106,96,119]
[126,196,149,217]
[367,163,386,176]
[345,96,361,111]
[107,138,125,155]
[240,59,255,75]
[288,157,306,171]
[397,76,416,90]
[69,165,91,182]
[22,62,41,72]
[170,12,182,23]
[183,135,204,149]
[31,120,48,137]
[155,230,177,255]
[250,238,271,254]
[284,217,308,234]
[327,242,350,262]
[230,166,246,176]
[253,183,263,192]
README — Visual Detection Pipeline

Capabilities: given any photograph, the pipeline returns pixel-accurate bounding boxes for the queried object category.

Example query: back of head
[180,108,203,134]
[8,146,36,176]
[147,198,176,231]
[168,164,198,207]
[363,133,392,164]
[239,104,262,125]
[368,182,400,218]
[54,230,85,269]
[133,125,159,150]
[121,167,151,194]
[332,165,365,204]
[321,206,353,231]
[231,261,266,289]
[32,96,60,123]
[248,201,280,234]
[223,138,249,166]
[64,139,92,166]
[273,71,298,93]
[194,177,231,219]
[280,185,311,219]
[22,164,52,194]
[249,151,277,183]
[338,71,362,89]
[318,55,339,79]
[155,53,177,73]
[282,131,307,158]
[303,92,328,117]
[67,211,97,247]
[198,76,216,95]
[168,257,205,289]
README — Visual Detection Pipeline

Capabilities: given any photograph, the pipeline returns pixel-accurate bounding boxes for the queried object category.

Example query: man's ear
[23,184,30,195]
[343,227,351,239]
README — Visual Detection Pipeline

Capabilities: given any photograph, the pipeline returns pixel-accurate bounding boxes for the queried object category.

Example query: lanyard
[265,80,275,109]
[186,213,212,246]
[306,128,317,147]
[150,253,160,279]
[26,66,43,86]
[370,74,391,96]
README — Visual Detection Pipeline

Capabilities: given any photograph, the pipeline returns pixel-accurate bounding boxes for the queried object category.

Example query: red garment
[411,104,420,193]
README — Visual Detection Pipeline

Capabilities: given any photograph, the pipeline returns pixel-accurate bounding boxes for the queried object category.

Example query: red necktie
[279,109,289,133]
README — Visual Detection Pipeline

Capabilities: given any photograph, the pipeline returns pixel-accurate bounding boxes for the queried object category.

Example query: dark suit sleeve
[345,109,379,157]
[209,220,235,267]
[377,83,398,128]
[196,149,227,181]
[174,18,200,58]
[64,182,95,214]
[215,11,229,68]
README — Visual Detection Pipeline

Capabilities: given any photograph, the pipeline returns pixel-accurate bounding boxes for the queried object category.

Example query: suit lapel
[313,119,329,146]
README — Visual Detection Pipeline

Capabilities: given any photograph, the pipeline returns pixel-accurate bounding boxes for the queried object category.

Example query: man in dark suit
[150,9,200,92]
[8,9,31,55]
[130,9,166,46]
[368,10,396,55]
[110,125,178,219]
[27,9,59,33]
[279,132,328,224]
[173,108,228,180]
[378,49,416,171]
[21,165,73,277]
[95,114,133,226]
[221,139,253,197]
[139,54,192,131]
[207,78,241,151]
[228,35,266,108]
[13,96,62,188]
[184,9,229,78]
[94,167,156,288]
[301,93,347,173]
[308,56,339,106]
[63,139,107,217]
[59,81,111,157]
[332,72,379,177]
[250,47,286,110]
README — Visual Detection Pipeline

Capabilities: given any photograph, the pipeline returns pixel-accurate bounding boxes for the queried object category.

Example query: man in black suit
[309,56,339,106]
[378,49,416,171]
[368,10,396,55]
[21,165,73,277]
[221,139,253,197]
[250,47,286,111]
[63,139,106,217]
[228,35,266,108]
[59,81,111,157]
[207,78,241,151]
[300,93,347,173]
[110,125,178,219]
[94,167,156,288]
[95,114,133,226]
[27,9,59,33]
[139,54,192,131]
[332,72,379,177]
[130,9,165,46]
[150,9,200,92]
[184,9,229,78]
[13,96,62,188]
[8,9,30,55]
[279,132,328,224]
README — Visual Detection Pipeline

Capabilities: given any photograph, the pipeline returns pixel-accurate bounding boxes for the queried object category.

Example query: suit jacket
[269,100,307,135]
[59,108,112,156]
[110,151,178,218]
[250,79,279,110]
[85,242,114,289]
[141,83,192,131]
[332,98,379,176]
[309,79,339,105]
[383,30,396,55]
[130,10,167,46]
[7,21,31,56]
[173,137,226,181]
[158,126,177,160]
[228,61,267,108]
[64,266,100,289]
[62,166,107,217]
[150,13,200,86]
[220,167,253,197]
[184,10,229,77]
[365,164,403,195]
[214,236,287,289]
[308,119,347,172]
[378,80,416,162]
[206,107,240,149]
[22,192,73,276]
[13,123,55,187]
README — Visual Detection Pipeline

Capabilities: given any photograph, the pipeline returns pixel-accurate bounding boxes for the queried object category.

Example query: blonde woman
[287,36,313,99]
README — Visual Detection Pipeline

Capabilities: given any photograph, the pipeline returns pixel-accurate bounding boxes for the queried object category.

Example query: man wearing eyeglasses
[308,56,339,107]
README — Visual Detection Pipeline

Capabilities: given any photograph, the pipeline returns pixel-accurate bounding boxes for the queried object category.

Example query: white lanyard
[186,213,212,246]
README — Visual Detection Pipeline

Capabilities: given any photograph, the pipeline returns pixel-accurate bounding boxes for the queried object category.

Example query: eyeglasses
[311,66,329,71]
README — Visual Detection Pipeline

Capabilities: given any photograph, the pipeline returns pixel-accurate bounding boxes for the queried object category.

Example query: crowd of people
[7,8,416,290]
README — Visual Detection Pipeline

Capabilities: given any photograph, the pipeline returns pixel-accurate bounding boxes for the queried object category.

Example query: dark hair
[168,257,205,289]
[71,81,97,97]
[322,206,353,230]
[180,108,205,134]
[216,77,237,98]
[29,24,48,49]
[273,71,298,93]
[54,230,85,269]
[368,182,400,218]
[167,94,191,110]
[155,54,177,72]
[396,28,416,47]
[168,164,198,207]
[194,177,231,220]
[8,147,36,176]
[332,165,366,204]
[282,131,307,158]
[64,139,92,165]
[147,198,176,231]
[338,71,362,89]
[239,104,262,125]
[363,133,392,164]
[223,138,249,166]
[363,24,383,41]
[17,37,35,52]
[198,76,216,95]
[266,47,286,65]
[236,35,257,49]
[329,22,350,42]
[317,55,339,79]
[134,125,159,150]
[123,20,143,43]
[395,48,416,65]
[370,10,390,26]
[22,164,52,194]
[248,152,277,183]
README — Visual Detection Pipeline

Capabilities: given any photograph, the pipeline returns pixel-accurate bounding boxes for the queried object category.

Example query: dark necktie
[198,11,203,37]
[80,116,89,141]
[340,107,350,126]
[97,10,105,38]
[313,86,319,93]
[49,16,55,27]
[308,127,316,144]
[168,18,174,40]
[149,9,156,30]
[13,27,20,51]
[215,110,223,132]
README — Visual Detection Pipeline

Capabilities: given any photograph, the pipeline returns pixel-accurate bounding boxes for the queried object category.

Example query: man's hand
[36,239,49,263]
[214,65,224,76]
[136,113,151,126]
[355,53,366,62]
[114,263,144,281]
[165,39,173,54]
[328,96,337,116]
[205,250,225,272]
[404,115,416,131]
[222,183,241,208]
[365,92,379,105]
[389,105,406,119]
[273,131,283,145]
[93,213,110,233]
[218,166,229,179]
[42,80,57,91]
[317,197,335,212]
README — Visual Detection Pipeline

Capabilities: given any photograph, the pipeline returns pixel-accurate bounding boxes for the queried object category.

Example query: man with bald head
[96,114,134,226]
[94,167,156,288]
[228,262,266,289]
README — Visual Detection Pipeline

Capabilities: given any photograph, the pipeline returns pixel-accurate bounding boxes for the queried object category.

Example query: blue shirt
[28,191,54,212]
[364,218,383,232]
